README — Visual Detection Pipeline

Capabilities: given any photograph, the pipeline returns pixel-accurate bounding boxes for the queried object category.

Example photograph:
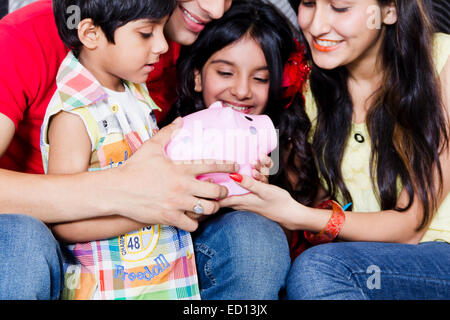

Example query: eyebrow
[210,59,269,71]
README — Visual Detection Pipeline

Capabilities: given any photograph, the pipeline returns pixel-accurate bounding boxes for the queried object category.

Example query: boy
[40,0,200,300]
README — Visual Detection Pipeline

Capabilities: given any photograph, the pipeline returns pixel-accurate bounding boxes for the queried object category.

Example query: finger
[252,168,262,180]
[218,195,240,208]
[185,211,199,220]
[185,211,210,223]
[190,179,229,200]
[251,160,261,171]
[229,173,267,196]
[250,159,258,169]
[151,117,183,148]
[259,153,273,168]
[166,210,198,232]
[187,197,220,215]
[260,165,270,177]
[260,175,269,184]
[218,192,259,210]
[253,158,271,176]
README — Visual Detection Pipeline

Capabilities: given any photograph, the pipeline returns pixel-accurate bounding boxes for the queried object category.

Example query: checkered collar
[56,51,161,111]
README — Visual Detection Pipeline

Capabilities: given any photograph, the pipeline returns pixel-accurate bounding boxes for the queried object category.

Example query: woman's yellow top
[304,33,450,243]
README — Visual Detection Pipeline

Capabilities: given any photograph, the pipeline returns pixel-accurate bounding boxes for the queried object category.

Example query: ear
[194,69,203,92]
[382,2,398,25]
[77,18,103,50]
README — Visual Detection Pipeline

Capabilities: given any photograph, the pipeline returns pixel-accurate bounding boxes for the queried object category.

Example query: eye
[301,1,315,8]
[140,32,153,39]
[254,77,269,84]
[217,70,233,77]
[249,126,257,135]
[332,5,349,12]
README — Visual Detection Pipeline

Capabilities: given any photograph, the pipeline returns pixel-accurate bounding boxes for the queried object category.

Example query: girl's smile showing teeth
[223,101,253,114]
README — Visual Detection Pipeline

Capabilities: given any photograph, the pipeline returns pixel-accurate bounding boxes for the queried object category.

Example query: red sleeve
[0,23,38,128]
[0,1,68,173]
[0,0,67,129]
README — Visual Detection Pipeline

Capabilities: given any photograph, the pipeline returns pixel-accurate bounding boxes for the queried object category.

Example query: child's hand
[251,154,273,184]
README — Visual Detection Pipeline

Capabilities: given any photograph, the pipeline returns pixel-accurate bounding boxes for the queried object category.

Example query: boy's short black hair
[53,0,176,55]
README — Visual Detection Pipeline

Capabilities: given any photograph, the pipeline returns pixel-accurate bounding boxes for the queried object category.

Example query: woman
[222,0,450,299]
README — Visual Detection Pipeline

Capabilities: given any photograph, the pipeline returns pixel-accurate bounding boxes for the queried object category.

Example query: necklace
[354,133,365,143]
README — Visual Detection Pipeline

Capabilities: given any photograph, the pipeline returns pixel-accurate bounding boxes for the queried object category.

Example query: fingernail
[229,173,243,183]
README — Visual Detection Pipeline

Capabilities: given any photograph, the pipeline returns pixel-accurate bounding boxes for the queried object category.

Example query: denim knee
[0,214,63,299]
[286,243,359,300]
[288,241,450,300]
[193,211,290,299]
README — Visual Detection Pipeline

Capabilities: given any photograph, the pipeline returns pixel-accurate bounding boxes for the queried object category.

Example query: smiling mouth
[223,102,253,113]
[313,38,343,52]
[180,6,203,24]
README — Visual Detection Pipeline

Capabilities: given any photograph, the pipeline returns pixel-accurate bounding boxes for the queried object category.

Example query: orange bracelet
[304,200,346,245]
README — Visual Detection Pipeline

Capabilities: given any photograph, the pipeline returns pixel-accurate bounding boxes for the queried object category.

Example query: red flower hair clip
[282,38,311,109]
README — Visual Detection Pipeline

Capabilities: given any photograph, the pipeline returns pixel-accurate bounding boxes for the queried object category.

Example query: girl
[221,0,450,299]
[166,0,319,298]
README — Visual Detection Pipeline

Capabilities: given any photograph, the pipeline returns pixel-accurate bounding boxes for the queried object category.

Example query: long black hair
[291,0,448,229]
[169,0,319,206]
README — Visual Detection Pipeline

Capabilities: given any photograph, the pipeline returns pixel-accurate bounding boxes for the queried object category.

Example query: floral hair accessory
[282,38,311,108]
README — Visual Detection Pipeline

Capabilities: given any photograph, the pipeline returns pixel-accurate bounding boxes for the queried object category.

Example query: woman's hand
[250,154,273,184]
[220,173,303,230]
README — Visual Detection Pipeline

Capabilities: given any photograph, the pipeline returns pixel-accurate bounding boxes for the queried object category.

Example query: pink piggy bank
[165,101,278,196]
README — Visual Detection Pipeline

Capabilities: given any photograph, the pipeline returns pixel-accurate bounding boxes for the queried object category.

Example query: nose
[197,0,227,20]
[153,30,169,56]
[230,75,252,101]
[308,4,332,37]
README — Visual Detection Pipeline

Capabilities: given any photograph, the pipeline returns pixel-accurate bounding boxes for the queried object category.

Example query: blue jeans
[193,211,291,299]
[286,241,450,299]
[0,214,64,300]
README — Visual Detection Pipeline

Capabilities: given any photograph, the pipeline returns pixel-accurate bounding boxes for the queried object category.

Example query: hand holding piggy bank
[165,101,278,196]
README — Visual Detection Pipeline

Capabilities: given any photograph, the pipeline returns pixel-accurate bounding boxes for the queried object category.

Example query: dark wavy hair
[168,0,319,206]
[292,0,448,229]
[53,0,176,56]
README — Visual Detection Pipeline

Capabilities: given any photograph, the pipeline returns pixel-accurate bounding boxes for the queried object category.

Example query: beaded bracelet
[304,200,346,245]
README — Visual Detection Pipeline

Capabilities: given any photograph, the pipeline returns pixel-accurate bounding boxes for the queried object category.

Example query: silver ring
[193,200,204,215]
